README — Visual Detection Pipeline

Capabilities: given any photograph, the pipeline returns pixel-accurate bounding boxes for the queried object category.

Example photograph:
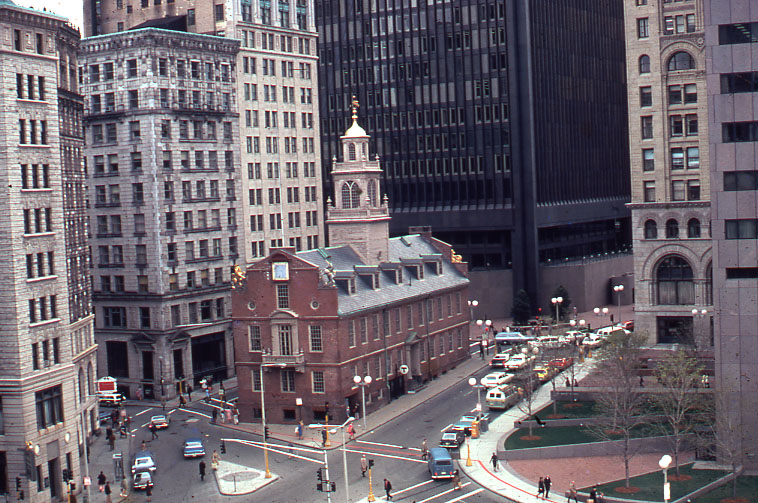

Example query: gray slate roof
[297,234,469,316]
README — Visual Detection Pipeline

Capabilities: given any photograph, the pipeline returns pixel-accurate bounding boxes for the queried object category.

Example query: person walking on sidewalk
[108,433,115,451]
[360,455,368,477]
[97,472,106,492]
[421,438,428,460]
[589,485,598,503]
[296,421,304,440]
[537,477,545,499]
[321,428,327,447]
[490,452,499,471]
[211,449,220,471]
[544,475,552,498]
[479,341,485,359]
[384,478,393,500]
[347,422,356,440]
[104,481,112,503]
[568,481,579,503]
[120,477,128,497]
[199,460,206,481]
[145,485,152,502]
[187,384,193,400]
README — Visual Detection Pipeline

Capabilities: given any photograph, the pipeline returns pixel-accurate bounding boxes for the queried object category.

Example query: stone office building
[81,28,242,398]
[233,113,470,424]
[0,3,98,501]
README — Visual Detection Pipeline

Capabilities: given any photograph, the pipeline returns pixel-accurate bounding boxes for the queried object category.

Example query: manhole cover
[221,472,260,482]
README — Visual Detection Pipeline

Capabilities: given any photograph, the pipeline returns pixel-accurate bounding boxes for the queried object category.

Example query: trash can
[478,417,489,433]
[471,421,480,439]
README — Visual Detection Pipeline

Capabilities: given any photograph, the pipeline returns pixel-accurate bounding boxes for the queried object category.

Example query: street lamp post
[613,285,625,325]
[659,454,672,503]
[593,306,609,327]
[352,375,372,430]
[339,417,354,503]
[691,309,708,345]
[551,297,564,325]
[468,377,485,420]
[260,362,285,479]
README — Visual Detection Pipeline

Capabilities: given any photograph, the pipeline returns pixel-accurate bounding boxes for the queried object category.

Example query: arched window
[656,256,694,305]
[367,180,378,207]
[79,368,85,403]
[341,181,360,209]
[666,219,679,238]
[639,55,651,74]
[644,220,658,239]
[668,51,695,71]
[348,143,356,161]
[687,218,701,238]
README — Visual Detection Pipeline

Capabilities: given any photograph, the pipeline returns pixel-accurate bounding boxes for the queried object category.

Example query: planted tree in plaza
[517,347,541,438]
[511,289,532,326]
[589,331,648,488]
[700,390,741,498]
[550,285,572,322]
[648,351,709,477]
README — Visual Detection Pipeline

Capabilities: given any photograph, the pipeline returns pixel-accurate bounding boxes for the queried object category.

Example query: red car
[548,357,574,370]
[619,320,635,331]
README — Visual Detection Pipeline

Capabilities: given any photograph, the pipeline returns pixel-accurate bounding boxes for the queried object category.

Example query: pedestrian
[490,452,499,471]
[211,407,218,424]
[161,397,166,411]
[384,478,393,500]
[199,460,206,481]
[296,421,304,440]
[479,341,485,359]
[452,470,462,490]
[347,422,356,440]
[639,375,645,387]
[537,477,545,499]
[211,449,220,470]
[120,477,128,497]
[136,387,143,400]
[97,471,106,492]
[544,474,552,498]
[150,423,158,440]
[321,428,327,447]
[421,438,428,460]
[141,440,146,451]
[105,427,113,443]
[353,402,360,419]
[565,377,571,388]
[119,423,127,438]
[568,481,579,503]
[233,407,239,424]
[187,384,193,400]
[589,485,598,503]
[360,455,368,477]
[108,433,115,451]
[145,485,152,502]
[104,481,112,503]
[205,388,211,402]
[179,394,186,408]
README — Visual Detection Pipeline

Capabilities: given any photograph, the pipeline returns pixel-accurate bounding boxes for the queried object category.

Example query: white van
[486,385,519,410]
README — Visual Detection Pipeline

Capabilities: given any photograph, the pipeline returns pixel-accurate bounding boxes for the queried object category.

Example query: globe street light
[468,377,486,419]
[468,300,479,339]
[613,285,625,325]
[551,296,564,324]
[659,454,672,503]
[353,375,372,430]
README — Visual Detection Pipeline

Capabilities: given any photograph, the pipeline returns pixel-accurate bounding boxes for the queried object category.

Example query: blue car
[183,438,205,458]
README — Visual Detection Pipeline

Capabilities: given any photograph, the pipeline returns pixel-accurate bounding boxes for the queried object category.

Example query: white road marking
[181,409,211,419]
[344,448,425,464]
[440,423,453,433]
[130,429,138,433]
[134,408,152,417]
[167,409,177,415]
[186,418,200,423]
[356,440,419,451]
[414,483,473,503]
[389,479,434,496]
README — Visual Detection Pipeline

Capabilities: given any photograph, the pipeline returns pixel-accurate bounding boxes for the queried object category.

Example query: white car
[481,372,514,388]
[505,354,531,370]
[131,451,156,474]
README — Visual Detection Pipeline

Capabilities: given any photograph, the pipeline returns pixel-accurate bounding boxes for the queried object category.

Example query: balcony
[262,350,305,372]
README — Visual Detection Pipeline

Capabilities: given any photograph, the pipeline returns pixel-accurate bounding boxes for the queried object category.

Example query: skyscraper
[706,1,758,468]
[623,0,713,347]
[0,2,97,499]
[316,0,631,308]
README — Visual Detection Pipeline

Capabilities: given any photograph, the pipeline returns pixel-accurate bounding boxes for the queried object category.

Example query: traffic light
[316,468,324,491]
[368,458,374,468]
[16,477,21,491]
[24,443,36,481]
[330,482,336,492]
[220,441,226,454]
[62,469,69,482]
[263,426,270,441]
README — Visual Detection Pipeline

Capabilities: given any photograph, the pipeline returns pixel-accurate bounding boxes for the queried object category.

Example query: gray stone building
[623,0,713,347]
[0,2,97,500]
[81,28,242,398]
[81,0,326,262]
[706,2,758,468]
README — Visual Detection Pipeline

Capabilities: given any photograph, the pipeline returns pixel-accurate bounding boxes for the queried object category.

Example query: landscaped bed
[505,422,673,450]
[580,463,735,502]
[535,400,597,419]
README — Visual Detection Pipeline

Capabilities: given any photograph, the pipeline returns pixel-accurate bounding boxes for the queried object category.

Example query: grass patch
[696,475,758,503]
[580,463,729,502]
[536,401,597,419]
[504,423,672,450]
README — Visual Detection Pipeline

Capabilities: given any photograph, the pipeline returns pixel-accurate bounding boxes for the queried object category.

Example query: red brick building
[232,110,471,424]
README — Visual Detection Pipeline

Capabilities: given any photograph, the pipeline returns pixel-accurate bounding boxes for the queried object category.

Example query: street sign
[399,365,409,375]
[83,476,91,487]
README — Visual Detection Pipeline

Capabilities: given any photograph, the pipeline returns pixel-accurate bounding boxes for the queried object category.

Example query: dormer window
[436,261,443,275]
[348,142,356,161]
[417,265,424,280]
[349,278,356,294]
[373,273,380,289]
[395,268,403,284]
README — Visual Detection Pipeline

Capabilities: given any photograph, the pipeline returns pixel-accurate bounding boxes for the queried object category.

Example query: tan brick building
[232,115,470,424]
[623,0,713,347]
[0,3,97,500]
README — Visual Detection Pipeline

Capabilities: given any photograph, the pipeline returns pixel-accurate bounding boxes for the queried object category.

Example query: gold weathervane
[231,264,247,289]
[351,95,360,119]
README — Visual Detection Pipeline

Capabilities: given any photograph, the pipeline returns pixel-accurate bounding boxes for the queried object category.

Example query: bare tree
[648,351,709,476]
[588,331,649,487]
[700,389,741,498]
[517,349,541,437]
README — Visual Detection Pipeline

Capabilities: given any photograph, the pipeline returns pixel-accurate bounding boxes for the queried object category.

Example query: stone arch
[667,51,696,71]
[655,254,695,305]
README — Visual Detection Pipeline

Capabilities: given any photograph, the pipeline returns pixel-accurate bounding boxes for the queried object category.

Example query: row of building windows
[239,30,313,56]
[29,295,58,324]
[87,58,231,84]
[101,298,227,329]
[248,186,318,206]
[18,119,48,145]
[23,208,53,234]
[26,252,55,279]
[643,218,704,239]
[20,164,51,189]
[31,338,60,370]
[719,22,758,45]
[724,170,758,191]
[725,219,758,240]
[642,179,700,202]
[16,73,46,101]
[246,161,317,179]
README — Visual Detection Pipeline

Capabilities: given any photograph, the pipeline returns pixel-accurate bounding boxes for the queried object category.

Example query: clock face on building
[272,262,289,281]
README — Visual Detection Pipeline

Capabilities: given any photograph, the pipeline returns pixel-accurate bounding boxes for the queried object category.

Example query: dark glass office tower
[316,0,630,302]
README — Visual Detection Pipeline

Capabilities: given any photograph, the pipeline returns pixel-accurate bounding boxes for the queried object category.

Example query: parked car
[131,451,156,474]
[489,352,512,368]
[439,430,465,449]
[505,354,532,370]
[529,336,562,349]
[150,415,170,430]
[481,372,514,388]
[450,417,475,436]
[548,357,574,371]
[617,320,634,331]
[183,438,206,459]
[533,366,557,383]
[133,471,153,490]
